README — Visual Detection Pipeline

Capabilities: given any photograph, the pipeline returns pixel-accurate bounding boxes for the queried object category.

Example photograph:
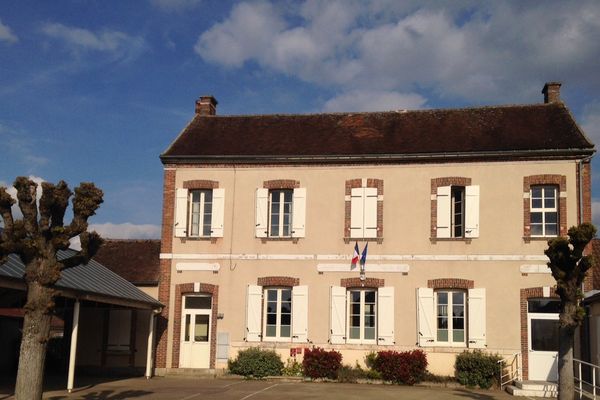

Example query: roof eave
[160,148,596,165]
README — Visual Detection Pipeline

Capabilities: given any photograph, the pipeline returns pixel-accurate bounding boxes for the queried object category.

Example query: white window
[255,188,306,238]
[436,185,479,238]
[245,285,308,343]
[174,188,224,238]
[350,187,378,238]
[107,309,132,351]
[417,287,486,348]
[329,286,394,346]
[530,185,558,237]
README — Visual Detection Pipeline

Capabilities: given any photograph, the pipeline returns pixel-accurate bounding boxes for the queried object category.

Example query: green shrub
[228,347,284,378]
[364,351,377,370]
[302,347,342,379]
[282,358,303,376]
[337,365,364,383]
[454,350,502,389]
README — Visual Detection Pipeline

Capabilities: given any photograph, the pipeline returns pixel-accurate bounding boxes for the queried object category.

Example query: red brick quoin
[430,177,472,239]
[340,277,384,288]
[263,179,300,189]
[171,283,219,369]
[257,276,300,287]
[183,180,219,189]
[520,287,559,380]
[523,175,567,239]
[344,178,384,241]
[427,278,474,290]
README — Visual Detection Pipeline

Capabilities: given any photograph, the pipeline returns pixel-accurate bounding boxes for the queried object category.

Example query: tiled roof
[161,103,594,163]
[93,239,160,285]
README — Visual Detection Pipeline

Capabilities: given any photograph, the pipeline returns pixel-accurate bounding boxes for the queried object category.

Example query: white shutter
[292,188,306,238]
[436,186,451,238]
[330,286,347,344]
[210,188,225,237]
[467,288,486,348]
[292,285,308,343]
[364,187,378,238]
[465,185,480,238]
[377,287,394,345]
[245,285,262,342]
[174,188,188,237]
[255,188,268,238]
[350,188,365,238]
[417,288,435,347]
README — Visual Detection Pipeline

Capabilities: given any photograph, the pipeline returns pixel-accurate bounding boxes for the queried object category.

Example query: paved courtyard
[0,376,520,400]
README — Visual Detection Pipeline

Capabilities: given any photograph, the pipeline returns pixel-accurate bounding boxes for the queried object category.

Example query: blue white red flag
[360,242,368,266]
[351,242,360,269]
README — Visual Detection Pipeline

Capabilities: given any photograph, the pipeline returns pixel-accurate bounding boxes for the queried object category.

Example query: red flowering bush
[302,347,342,379]
[373,350,428,385]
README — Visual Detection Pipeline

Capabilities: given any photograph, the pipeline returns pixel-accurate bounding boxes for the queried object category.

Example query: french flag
[351,242,360,269]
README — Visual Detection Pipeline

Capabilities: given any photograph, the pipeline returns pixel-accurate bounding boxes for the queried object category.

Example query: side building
[155,83,595,380]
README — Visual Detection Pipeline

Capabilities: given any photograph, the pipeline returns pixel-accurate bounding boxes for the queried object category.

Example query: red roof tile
[93,240,160,285]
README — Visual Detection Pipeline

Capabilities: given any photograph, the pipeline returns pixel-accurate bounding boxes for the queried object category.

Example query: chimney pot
[195,95,218,116]
[542,82,561,104]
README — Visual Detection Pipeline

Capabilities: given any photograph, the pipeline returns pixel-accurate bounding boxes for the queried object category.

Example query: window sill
[179,237,218,244]
[430,237,472,244]
[523,236,557,243]
[343,237,383,244]
[260,237,300,244]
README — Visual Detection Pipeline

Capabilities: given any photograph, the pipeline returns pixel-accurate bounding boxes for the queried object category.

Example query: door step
[505,380,557,397]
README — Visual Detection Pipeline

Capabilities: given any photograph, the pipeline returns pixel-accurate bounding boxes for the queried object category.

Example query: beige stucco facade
[159,159,580,375]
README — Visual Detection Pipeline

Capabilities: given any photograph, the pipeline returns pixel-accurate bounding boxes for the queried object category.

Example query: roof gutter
[161,148,595,165]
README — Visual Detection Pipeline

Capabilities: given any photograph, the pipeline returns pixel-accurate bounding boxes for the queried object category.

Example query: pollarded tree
[0,177,103,400]
[545,223,596,400]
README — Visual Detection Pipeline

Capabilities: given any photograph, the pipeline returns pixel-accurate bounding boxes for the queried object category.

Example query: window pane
[532,198,542,209]
[437,329,448,342]
[280,325,291,338]
[364,304,375,315]
[185,296,211,309]
[351,291,361,302]
[544,187,556,199]
[438,317,448,329]
[546,212,557,223]
[267,290,277,301]
[281,303,291,314]
[438,305,448,317]
[266,313,276,325]
[531,187,542,198]
[365,291,376,303]
[194,315,209,342]
[453,305,464,318]
[351,315,360,327]
[531,212,543,223]
[453,316,464,330]
[544,198,555,208]
[545,223,557,236]
[452,292,464,305]
[352,303,360,315]
[364,327,375,340]
[282,289,291,301]
[350,326,360,339]
[364,315,375,327]
[437,292,448,304]
[531,319,559,351]
[284,190,293,202]
[266,325,276,337]
[281,313,291,326]
[453,330,465,343]
[528,299,561,313]
[531,224,543,236]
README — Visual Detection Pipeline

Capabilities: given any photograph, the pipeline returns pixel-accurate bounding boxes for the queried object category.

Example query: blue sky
[1,0,600,238]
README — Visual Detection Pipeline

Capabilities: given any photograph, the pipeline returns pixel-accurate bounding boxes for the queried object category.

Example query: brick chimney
[195,95,218,116]
[542,82,561,104]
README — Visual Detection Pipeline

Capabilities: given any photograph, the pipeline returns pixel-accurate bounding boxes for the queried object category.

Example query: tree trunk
[558,309,577,400]
[14,282,53,400]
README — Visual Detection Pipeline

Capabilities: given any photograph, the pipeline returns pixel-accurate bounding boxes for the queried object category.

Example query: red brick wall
[263,179,300,189]
[183,180,219,189]
[520,287,559,380]
[171,283,219,369]
[523,175,567,238]
[430,177,472,239]
[427,278,474,290]
[340,277,384,288]
[257,276,300,287]
[344,178,384,240]
[156,168,175,369]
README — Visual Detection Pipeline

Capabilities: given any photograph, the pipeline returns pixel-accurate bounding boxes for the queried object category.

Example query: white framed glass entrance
[179,295,212,368]
[528,299,560,381]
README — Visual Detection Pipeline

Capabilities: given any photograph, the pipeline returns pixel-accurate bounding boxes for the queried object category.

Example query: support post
[67,300,80,393]
[145,312,156,379]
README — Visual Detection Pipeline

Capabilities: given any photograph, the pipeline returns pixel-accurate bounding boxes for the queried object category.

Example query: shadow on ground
[452,388,504,399]
[48,389,152,400]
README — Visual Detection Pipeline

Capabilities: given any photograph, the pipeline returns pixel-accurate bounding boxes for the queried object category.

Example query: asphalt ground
[0,376,518,400]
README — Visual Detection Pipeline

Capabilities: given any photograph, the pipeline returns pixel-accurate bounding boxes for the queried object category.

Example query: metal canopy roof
[0,250,162,310]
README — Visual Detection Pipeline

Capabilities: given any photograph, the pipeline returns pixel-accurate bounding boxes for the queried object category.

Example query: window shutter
[174,188,188,237]
[416,288,435,346]
[292,285,308,343]
[350,188,365,238]
[467,288,486,348]
[436,186,451,238]
[364,187,378,238]
[292,188,306,238]
[107,310,132,350]
[255,188,268,238]
[210,188,225,237]
[377,287,394,345]
[465,185,480,238]
[245,285,262,342]
[330,286,347,344]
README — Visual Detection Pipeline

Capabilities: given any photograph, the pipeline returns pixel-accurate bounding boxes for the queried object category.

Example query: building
[155,82,595,381]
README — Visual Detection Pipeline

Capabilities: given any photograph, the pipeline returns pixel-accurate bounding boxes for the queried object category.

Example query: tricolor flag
[360,242,368,266]
[351,242,360,269]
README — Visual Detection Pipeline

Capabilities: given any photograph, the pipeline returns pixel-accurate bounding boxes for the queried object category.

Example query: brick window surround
[520,287,559,380]
[428,278,474,290]
[340,277,384,288]
[257,276,300,287]
[171,283,219,369]
[430,177,472,240]
[523,175,567,239]
[263,179,300,189]
[344,178,384,243]
[183,180,219,189]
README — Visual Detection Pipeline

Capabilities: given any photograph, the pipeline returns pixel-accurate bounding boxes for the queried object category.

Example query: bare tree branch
[66,182,103,238]
[0,186,16,235]
[14,177,39,236]
[50,181,71,230]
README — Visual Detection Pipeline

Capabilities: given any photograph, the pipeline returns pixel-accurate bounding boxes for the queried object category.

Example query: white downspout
[67,300,80,393]
[145,311,157,379]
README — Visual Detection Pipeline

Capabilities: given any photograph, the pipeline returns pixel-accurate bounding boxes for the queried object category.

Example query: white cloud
[195,1,600,105]
[0,18,18,43]
[41,23,147,62]
[324,90,427,112]
[88,222,161,239]
[151,0,201,12]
